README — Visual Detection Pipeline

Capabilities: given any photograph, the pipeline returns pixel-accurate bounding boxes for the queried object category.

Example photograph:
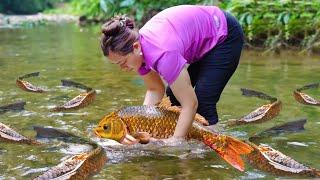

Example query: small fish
[293,83,319,106]
[51,90,96,111]
[249,119,307,142]
[33,144,106,180]
[0,101,26,114]
[94,101,253,171]
[32,126,107,180]
[247,143,320,177]
[0,122,39,145]
[16,72,46,93]
[228,88,282,126]
[51,80,96,111]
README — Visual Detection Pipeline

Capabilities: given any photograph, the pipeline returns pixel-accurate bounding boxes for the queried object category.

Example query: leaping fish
[247,143,320,177]
[228,88,282,126]
[51,80,96,111]
[16,72,46,93]
[33,126,106,180]
[293,83,319,106]
[0,122,39,145]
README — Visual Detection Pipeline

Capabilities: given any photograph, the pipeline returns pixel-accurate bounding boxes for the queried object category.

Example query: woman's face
[107,42,143,72]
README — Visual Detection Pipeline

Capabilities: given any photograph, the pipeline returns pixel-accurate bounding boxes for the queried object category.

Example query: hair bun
[119,16,134,29]
[101,15,135,37]
[101,21,123,37]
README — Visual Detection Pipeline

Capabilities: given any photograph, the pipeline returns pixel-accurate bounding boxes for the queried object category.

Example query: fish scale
[0,122,37,144]
[118,106,184,139]
[247,144,320,177]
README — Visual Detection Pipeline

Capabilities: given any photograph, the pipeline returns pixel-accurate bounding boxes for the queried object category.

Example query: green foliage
[223,0,320,53]
[68,0,320,53]
[0,0,67,14]
[70,0,219,24]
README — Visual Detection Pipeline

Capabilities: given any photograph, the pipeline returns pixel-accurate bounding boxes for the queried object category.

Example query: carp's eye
[103,124,109,131]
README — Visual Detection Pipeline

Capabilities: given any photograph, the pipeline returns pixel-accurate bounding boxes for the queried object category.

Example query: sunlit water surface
[0,24,319,179]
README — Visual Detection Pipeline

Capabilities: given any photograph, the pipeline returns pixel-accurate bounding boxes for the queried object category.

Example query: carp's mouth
[93,128,102,138]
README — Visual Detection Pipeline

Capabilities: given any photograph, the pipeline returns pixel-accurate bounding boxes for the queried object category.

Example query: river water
[0,24,319,179]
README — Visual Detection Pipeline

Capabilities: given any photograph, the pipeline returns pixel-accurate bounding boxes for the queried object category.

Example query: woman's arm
[169,67,198,138]
[141,70,165,105]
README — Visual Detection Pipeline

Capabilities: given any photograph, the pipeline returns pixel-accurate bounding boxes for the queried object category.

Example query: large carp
[94,102,253,171]
[293,83,320,106]
[247,143,320,177]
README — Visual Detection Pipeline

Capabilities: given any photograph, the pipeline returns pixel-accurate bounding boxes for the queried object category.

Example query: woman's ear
[133,41,141,55]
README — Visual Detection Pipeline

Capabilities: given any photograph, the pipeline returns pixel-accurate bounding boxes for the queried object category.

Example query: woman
[100,5,244,144]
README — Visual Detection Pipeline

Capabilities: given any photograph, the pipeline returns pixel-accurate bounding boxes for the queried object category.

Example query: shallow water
[0,24,319,179]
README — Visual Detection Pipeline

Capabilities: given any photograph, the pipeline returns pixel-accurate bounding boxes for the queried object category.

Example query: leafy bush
[70,0,219,25]
[222,0,320,53]
[0,0,65,14]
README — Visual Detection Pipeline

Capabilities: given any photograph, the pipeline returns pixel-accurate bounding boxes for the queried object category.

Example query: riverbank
[0,13,78,28]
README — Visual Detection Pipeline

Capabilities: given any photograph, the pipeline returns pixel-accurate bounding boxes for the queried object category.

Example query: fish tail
[315,169,320,177]
[203,134,253,171]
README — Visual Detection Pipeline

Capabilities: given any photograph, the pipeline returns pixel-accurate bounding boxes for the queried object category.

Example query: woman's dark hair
[100,15,138,56]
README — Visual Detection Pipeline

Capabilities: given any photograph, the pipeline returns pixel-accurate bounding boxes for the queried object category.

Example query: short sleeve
[138,63,151,76]
[155,51,187,85]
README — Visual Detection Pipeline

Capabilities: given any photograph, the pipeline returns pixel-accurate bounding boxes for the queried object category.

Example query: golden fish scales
[51,90,96,111]
[0,122,39,145]
[34,145,106,180]
[117,106,206,140]
[247,144,320,177]
[16,79,45,93]
[228,100,282,126]
[293,90,320,106]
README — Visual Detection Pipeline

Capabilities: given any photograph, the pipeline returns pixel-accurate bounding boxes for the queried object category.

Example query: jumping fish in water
[0,122,39,144]
[228,88,282,126]
[16,72,46,93]
[32,126,107,180]
[249,119,307,142]
[94,99,253,171]
[51,80,96,111]
[293,83,319,106]
[246,143,320,177]
[0,101,26,114]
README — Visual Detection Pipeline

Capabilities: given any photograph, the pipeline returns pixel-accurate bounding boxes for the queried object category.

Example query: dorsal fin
[156,96,172,108]
[156,96,209,126]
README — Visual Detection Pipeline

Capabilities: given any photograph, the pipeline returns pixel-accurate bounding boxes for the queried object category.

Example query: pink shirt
[138,5,228,85]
